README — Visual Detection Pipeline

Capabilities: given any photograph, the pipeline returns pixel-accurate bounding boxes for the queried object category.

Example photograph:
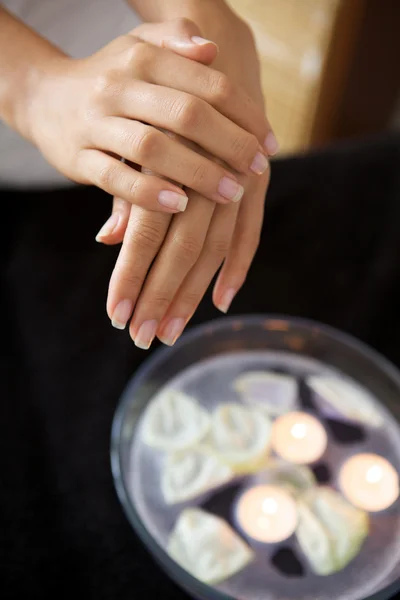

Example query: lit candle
[271,411,328,464]
[339,453,399,512]
[235,485,298,543]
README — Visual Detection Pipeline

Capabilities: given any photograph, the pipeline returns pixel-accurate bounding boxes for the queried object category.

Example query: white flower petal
[162,447,234,505]
[142,390,210,451]
[234,371,298,416]
[168,508,254,584]
[307,376,384,428]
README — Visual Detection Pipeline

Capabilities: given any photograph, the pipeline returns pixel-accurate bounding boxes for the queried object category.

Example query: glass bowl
[111,315,400,600]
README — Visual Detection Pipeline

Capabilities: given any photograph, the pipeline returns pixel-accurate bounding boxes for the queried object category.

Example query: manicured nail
[218,177,244,202]
[191,36,216,47]
[159,318,185,346]
[250,151,269,175]
[168,36,216,49]
[95,213,119,242]
[264,131,279,155]
[111,299,133,330]
[158,190,188,212]
[134,319,158,350]
[217,288,236,314]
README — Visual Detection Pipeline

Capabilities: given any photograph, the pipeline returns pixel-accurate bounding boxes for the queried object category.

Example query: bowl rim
[110,313,400,600]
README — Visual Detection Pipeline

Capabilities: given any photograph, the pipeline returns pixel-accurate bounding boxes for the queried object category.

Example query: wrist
[132,0,249,38]
[181,1,249,39]
[0,6,68,140]
[132,0,229,21]
[12,52,69,143]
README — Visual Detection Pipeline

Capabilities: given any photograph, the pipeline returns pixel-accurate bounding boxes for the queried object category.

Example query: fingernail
[158,190,188,212]
[191,36,216,46]
[216,288,236,314]
[111,299,133,330]
[264,131,279,155]
[159,318,185,346]
[250,151,269,175]
[95,213,120,242]
[168,36,215,49]
[134,319,158,350]
[218,177,244,203]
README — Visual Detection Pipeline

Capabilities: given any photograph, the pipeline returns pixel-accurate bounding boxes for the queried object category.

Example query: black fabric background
[1,133,399,599]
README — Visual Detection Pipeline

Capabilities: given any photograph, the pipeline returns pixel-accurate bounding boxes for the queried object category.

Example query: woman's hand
[99,16,276,347]
[21,19,272,213]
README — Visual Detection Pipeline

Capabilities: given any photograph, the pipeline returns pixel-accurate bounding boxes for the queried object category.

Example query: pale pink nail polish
[111,299,133,330]
[135,320,158,350]
[159,318,185,346]
[250,151,269,175]
[95,213,120,242]
[168,37,197,49]
[264,131,279,156]
[158,190,188,212]
[191,36,216,46]
[168,37,215,49]
[217,288,236,314]
[218,177,244,202]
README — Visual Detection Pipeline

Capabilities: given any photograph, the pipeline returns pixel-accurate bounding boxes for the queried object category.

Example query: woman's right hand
[23,20,271,213]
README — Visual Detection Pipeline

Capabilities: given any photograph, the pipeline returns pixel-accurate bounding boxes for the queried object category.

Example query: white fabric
[0,0,141,188]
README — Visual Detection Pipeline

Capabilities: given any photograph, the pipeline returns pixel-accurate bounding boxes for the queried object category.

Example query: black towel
[1,133,399,599]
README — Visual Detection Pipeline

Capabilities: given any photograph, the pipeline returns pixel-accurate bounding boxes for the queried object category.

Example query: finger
[113,82,269,176]
[157,202,239,346]
[128,191,215,349]
[96,145,178,245]
[213,174,269,313]
[88,119,245,204]
[77,149,188,211]
[106,207,171,329]
[131,18,218,65]
[131,42,271,146]
[96,17,217,247]
[95,197,131,245]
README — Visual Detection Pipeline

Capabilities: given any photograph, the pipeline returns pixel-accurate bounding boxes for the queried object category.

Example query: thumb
[95,197,131,245]
[131,18,218,65]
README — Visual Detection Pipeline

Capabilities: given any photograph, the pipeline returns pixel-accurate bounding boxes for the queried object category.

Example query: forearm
[130,0,248,42]
[0,5,65,137]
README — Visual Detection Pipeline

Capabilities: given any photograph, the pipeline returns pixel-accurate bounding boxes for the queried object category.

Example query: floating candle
[339,453,399,512]
[235,484,298,543]
[271,411,328,464]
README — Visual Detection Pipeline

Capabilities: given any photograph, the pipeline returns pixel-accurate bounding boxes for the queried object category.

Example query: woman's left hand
[99,16,277,348]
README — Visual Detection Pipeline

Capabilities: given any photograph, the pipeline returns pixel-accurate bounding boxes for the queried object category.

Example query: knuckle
[126,176,144,200]
[97,162,119,189]
[148,292,171,311]
[172,17,196,35]
[206,237,230,261]
[133,128,160,162]
[129,221,163,252]
[172,234,202,263]
[209,72,232,104]
[190,161,208,189]
[113,268,143,292]
[231,134,259,171]
[172,97,203,133]
[122,40,151,68]
[93,71,121,103]
[181,289,202,308]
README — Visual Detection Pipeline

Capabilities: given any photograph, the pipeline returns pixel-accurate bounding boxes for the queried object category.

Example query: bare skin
[0,5,270,211]
[100,12,276,348]
[0,1,277,348]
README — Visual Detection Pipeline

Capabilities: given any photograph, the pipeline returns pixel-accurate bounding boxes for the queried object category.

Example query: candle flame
[262,497,278,514]
[290,423,307,439]
[365,465,383,484]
